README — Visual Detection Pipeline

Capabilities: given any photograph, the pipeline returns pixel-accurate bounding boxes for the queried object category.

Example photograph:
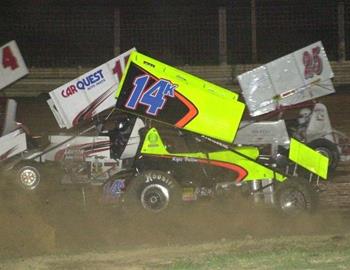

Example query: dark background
[0,0,349,67]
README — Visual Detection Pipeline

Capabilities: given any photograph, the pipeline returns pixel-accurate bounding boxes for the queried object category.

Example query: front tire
[275,177,318,216]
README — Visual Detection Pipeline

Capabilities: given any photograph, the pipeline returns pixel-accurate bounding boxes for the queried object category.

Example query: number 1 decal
[125,75,176,115]
[112,55,130,81]
[2,46,18,70]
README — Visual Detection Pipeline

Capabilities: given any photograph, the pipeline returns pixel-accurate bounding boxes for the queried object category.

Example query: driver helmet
[298,108,312,125]
[115,115,131,132]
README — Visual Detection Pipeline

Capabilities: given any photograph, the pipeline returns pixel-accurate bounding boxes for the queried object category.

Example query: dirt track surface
[1,89,350,268]
[1,189,350,270]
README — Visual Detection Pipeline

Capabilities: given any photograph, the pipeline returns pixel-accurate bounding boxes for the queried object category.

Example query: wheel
[16,164,41,191]
[308,139,339,172]
[124,170,181,213]
[275,177,318,216]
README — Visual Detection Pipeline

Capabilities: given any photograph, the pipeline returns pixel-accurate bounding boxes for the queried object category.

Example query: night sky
[0,0,348,67]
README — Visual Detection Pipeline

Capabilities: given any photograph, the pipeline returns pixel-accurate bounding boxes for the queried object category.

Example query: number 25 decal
[125,75,176,116]
[303,46,322,80]
[2,46,18,70]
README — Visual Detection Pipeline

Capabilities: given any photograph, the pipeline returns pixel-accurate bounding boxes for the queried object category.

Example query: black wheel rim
[279,188,307,216]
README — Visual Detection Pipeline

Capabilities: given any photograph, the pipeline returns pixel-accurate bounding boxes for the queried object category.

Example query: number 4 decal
[2,46,18,70]
[126,75,176,115]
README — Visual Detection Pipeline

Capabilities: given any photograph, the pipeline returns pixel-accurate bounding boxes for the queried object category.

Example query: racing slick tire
[275,177,318,216]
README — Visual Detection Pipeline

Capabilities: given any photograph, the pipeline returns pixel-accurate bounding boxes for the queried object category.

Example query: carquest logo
[61,69,105,98]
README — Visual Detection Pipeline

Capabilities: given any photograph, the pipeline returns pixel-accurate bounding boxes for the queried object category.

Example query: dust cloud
[1,92,350,262]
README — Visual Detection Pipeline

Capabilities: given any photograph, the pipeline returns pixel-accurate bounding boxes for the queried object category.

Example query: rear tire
[275,177,318,216]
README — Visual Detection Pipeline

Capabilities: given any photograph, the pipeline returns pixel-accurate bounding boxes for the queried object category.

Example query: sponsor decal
[145,172,174,188]
[61,69,106,98]
[172,156,199,163]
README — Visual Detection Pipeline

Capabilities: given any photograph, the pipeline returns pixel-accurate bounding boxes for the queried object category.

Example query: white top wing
[238,41,335,116]
[48,48,135,129]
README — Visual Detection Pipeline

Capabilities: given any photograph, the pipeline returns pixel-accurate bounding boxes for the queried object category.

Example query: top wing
[238,41,335,116]
[115,52,245,144]
[48,48,135,129]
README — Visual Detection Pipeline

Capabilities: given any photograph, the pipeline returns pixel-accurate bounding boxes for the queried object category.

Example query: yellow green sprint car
[110,51,329,216]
